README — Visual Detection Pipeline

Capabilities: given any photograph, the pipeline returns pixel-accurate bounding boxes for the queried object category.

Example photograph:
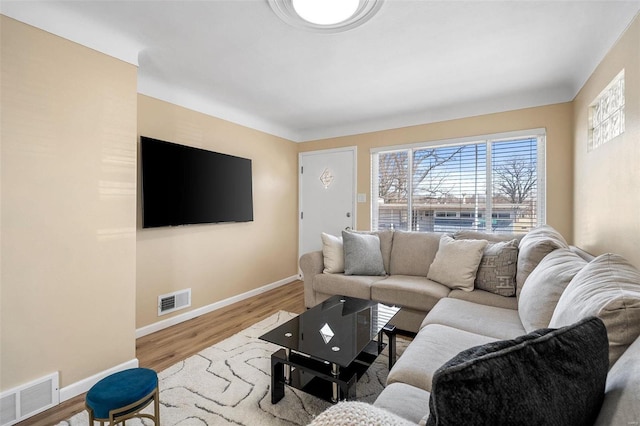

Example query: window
[589,70,625,151]
[372,130,545,234]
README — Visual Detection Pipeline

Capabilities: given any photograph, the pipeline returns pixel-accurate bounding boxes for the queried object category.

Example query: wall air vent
[158,288,191,316]
[0,372,59,426]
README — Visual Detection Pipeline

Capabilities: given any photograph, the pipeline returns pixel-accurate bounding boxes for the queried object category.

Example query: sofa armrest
[300,250,324,308]
[300,250,324,276]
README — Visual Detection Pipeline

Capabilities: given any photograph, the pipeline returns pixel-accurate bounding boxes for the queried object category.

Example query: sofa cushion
[515,224,569,296]
[389,231,441,276]
[312,273,385,300]
[595,335,640,425]
[321,232,344,274]
[448,289,518,310]
[426,235,487,291]
[426,317,609,426]
[342,231,386,276]
[549,253,640,366]
[387,324,497,392]
[375,383,431,425]
[371,275,450,312]
[474,239,518,296]
[420,298,525,339]
[518,248,587,333]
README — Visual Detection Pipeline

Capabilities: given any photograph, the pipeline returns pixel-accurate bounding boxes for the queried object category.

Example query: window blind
[372,131,545,234]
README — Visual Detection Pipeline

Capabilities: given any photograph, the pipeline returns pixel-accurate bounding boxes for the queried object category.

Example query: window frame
[370,128,547,233]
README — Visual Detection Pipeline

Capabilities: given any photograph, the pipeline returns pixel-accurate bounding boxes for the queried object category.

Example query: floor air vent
[0,372,59,426]
[158,288,191,316]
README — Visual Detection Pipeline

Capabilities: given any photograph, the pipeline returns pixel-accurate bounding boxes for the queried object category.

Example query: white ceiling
[2,1,639,142]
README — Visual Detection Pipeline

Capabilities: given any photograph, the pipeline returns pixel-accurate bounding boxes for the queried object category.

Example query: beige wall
[1,17,138,390]
[298,103,575,241]
[136,95,299,328]
[573,14,640,268]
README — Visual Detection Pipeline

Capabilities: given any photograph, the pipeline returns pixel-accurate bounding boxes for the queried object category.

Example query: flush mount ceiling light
[293,0,359,25]
[268,0,383,33]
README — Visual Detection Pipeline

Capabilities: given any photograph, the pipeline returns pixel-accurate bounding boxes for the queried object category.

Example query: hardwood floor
[19,280,305,426]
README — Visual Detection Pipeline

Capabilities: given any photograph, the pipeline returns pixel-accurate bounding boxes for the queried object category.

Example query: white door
[299,147,356,258]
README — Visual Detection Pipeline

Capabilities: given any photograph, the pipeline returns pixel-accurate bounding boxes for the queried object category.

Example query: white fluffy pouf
[308,401,416,426]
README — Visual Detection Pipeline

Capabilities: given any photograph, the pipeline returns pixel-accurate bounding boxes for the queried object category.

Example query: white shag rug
[58,311,407,426]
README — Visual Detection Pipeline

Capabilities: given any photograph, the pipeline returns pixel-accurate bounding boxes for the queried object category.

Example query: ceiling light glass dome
[292,0,359,25]
[268,0,383,33]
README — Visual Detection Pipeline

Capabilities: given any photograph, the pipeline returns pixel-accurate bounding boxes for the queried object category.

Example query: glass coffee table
[259,295,400,404]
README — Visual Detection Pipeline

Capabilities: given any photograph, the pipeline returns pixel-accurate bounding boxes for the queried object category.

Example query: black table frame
[270,323,397,404]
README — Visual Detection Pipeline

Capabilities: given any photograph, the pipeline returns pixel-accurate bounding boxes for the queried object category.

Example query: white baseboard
[135,275,299,339]
[59,358,139,402]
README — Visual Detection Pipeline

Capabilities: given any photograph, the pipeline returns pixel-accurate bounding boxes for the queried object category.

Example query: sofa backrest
[388,230,442,276]
[376,230,395,274]
[517,248,588,333]
[453,230,524,243]
[549,253,640,367]
[515,225,569,296]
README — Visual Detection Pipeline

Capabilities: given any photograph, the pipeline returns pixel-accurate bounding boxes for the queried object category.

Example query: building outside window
[371,130,546,234]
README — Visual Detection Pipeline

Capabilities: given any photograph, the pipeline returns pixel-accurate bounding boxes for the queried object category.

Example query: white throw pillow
[427,235,488,291]
[321,232,344,274]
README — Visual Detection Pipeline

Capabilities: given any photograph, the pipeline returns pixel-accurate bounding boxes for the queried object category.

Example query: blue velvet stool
[85,368,159,425]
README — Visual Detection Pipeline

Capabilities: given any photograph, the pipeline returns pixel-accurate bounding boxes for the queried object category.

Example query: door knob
[346,212,351,218]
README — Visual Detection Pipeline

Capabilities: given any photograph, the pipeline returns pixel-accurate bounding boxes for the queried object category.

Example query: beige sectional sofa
[301,229,525,332]
[303,226,640,425]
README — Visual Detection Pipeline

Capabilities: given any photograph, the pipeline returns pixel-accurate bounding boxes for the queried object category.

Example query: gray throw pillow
[342,231,386,276]
[426,316,609,426]
[474,239,518,297]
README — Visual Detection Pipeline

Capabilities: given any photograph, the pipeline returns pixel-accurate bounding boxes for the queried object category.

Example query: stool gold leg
[154,386,160,424]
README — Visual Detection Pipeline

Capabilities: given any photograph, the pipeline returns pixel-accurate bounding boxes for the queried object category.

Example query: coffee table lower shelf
[270,340,387,404]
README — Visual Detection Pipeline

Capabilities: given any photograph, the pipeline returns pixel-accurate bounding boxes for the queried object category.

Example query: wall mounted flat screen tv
[141,136,254,228]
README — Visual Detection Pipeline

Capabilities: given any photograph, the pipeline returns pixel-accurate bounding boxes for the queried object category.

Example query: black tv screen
[141,136,253,228]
